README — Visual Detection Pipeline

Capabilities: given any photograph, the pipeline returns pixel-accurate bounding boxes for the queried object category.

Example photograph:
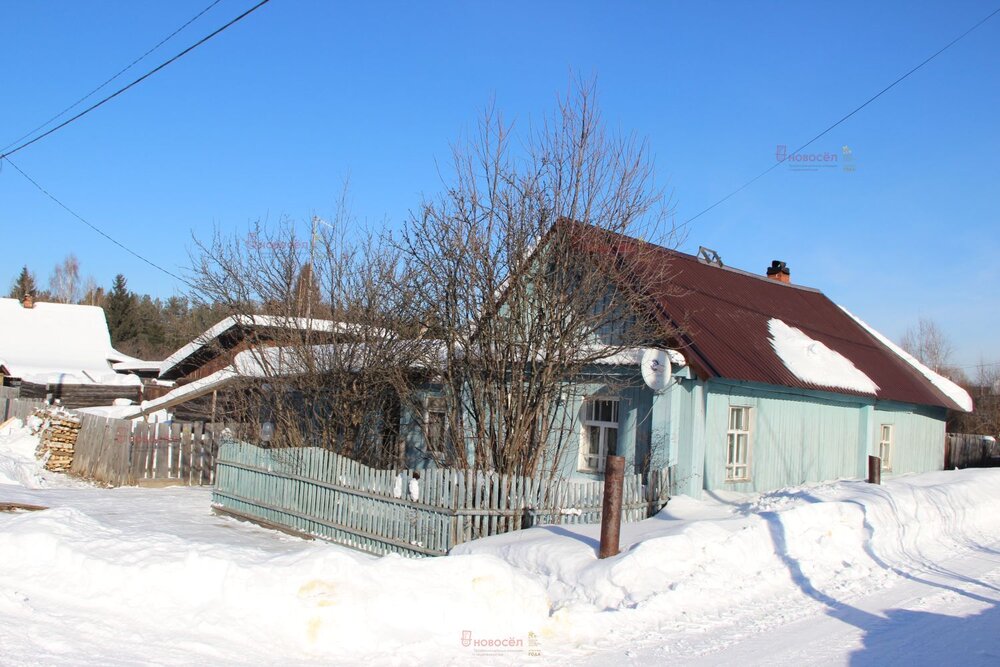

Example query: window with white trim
[879,424,893,471]
[579,398,619,472]
[726,406,751,481]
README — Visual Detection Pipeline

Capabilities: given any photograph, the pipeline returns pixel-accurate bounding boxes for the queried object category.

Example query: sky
[0,1,997,369]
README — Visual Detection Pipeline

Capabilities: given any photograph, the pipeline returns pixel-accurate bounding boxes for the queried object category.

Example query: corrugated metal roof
[569,222,967,411]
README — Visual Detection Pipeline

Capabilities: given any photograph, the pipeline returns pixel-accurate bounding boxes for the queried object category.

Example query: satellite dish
[641,349,672,391]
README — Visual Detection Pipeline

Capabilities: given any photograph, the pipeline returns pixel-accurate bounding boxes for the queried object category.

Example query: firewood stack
[32,408,83,472]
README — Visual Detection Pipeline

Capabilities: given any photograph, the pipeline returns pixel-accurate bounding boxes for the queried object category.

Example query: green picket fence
[212,442,671,558]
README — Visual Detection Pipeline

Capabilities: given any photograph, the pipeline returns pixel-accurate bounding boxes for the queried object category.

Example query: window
[879,424,893,471]
[424,396,447,458]
[726,406,751,481]
[579,398,619,472]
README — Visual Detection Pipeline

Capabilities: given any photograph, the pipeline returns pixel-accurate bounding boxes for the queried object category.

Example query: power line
[0,0,224,154]
[953,360,1000,370]
[2,156,194,288]
[0,0,272,161]
[684,5,1000,225]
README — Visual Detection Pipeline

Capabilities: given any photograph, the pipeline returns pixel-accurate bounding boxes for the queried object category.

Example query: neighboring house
[0,295,148,407]
[158,314,356,384]
[403,224,973,498]
[135,315,401,423]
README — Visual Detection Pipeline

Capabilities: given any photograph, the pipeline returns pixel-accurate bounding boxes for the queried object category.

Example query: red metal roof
[569,222,966,411]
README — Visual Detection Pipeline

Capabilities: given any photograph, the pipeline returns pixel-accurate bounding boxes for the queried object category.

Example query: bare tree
[80,276,102,306]
[49,254,81,304]
[191,204,426,467]
[900,317,965,382]
[951,361,1000,436]
[397,81,681,478]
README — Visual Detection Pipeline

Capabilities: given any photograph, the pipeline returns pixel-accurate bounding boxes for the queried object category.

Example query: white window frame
[578,398,619,473]
[423,396,447,458]
[879,424,893,471]
[726,405,752,482]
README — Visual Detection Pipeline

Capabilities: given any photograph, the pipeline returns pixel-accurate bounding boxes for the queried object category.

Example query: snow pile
[456,469,1000,648]
[839,306,974,412]
[768,318,879,394]
[0,419,81,489]
[0,494,549,663]
[2,446,999,663]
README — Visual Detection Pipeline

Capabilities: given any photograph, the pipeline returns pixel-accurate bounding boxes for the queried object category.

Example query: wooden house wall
[700,381,865,493]
[874,401,947,477]
[693,380,948,495]
[398,371,949,497]
[17,381,141,409]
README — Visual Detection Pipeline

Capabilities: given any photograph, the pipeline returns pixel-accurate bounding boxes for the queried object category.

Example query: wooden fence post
[867,455,881,485]
[599,455,625,559]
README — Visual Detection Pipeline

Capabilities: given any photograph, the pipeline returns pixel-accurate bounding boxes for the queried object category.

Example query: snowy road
[3,419,1000,666]
[587,541,1000,666]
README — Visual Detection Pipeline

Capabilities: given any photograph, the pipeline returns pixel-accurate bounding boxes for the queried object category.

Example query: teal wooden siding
[696,380,947,494]
[550,378,651,481]
[702,381,866,493]
[399,367,948,497]
[873,402,946,477]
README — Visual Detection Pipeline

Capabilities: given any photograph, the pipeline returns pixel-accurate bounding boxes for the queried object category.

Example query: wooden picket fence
[72,416,225,487]
[213,442,671,558]
[1,396,223,487]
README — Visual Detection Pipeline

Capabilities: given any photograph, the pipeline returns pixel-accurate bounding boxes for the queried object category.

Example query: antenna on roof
[698,246,724,267]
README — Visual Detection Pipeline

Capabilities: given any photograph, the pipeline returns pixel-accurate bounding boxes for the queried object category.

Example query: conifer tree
[8,266,37,300]
[105,274,139,345]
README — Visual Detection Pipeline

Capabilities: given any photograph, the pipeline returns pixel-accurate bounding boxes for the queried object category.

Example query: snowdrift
[2,420,1000,663]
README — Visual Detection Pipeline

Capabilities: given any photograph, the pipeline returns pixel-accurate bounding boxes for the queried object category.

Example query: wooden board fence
[2,396,221,487]
[1,396,47,422]
[0,386,22,401]
[945,433,1000,469]
[213,442,671,558]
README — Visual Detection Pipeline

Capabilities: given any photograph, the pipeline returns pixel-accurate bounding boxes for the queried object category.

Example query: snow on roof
[838,307,973,412]
[111,360,162,372]
[768,318,879,395]
[583,346,687,367]
[158,315,382,377]
[0,298,140,386]
[125,367,240,418]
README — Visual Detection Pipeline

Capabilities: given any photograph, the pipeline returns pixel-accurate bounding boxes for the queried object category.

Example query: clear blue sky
[1,1,997,369]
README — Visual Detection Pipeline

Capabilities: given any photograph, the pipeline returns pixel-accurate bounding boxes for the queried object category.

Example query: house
[137,225,973,499]
[403,223,973,498]
[128,314,347,420]
[0,295,148,407]
[132,315,411,432]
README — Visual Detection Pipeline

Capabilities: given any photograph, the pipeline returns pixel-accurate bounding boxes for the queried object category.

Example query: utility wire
[2,156,194,288]
[0,0,272,161]
[953,360,1000,370]
[684,6,1000,225]
[0,0,223,154]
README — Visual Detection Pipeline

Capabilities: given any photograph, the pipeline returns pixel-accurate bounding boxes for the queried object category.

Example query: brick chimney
[22,293,35,309]
[766,260,790,284]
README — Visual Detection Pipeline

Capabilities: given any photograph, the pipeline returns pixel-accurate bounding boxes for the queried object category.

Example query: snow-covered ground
[1,418,998,665]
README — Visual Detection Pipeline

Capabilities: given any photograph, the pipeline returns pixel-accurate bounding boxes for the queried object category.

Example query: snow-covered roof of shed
[158,315,386,379]
[0,298,140,386]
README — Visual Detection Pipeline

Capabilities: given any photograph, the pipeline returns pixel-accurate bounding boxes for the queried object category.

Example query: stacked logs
[32,408,83,472]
